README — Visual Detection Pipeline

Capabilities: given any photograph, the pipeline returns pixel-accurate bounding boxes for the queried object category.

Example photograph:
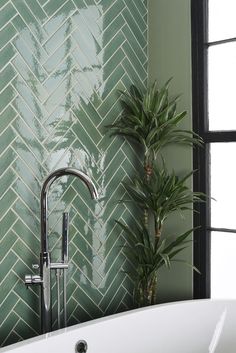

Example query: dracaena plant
[117,221,199,307]
[107,80,202,178]
[124,163,204,243]
[107,80,204,307]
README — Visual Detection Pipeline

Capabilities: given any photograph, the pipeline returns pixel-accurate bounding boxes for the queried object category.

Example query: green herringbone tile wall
[0,0,147,347]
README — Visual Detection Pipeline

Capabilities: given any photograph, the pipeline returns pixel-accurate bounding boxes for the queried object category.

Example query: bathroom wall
[148,0,194,301]
[0,0,148,346]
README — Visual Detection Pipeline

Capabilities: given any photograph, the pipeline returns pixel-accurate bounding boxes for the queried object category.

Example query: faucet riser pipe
[40,252,51,333]
[25,168,98,334]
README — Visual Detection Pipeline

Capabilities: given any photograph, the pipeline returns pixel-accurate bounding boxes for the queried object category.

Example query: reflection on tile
[0,0,148,347]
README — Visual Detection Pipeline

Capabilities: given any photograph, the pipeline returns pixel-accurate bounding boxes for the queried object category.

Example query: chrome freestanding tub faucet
[24,168,98,334]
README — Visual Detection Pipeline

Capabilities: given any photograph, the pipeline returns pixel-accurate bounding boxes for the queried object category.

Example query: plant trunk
[144,164,153,183]
[144,163,153,227]
[134,272,158,307]
[154,220,162,246]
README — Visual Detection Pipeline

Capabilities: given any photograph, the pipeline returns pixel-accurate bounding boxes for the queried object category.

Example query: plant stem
[155,221,162,246]
[144,164,153,183]
[144,163,153,228]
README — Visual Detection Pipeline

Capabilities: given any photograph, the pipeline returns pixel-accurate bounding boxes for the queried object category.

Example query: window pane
[209,0,236,42]
[210,143,236,229]
[211,231,236,298]
[208,43,236,131]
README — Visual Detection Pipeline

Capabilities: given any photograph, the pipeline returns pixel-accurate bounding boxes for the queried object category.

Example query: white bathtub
[2,300,236,353]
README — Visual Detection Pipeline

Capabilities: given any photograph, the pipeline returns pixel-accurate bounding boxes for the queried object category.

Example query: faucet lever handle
[62,212,69,263]
[32,264,39,270]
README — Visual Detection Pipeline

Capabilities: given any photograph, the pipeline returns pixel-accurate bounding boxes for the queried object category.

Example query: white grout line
[0,10,18,33]
[23,0,48,23]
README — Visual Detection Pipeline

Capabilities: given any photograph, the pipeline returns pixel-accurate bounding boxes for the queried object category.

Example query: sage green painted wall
[148,0,194,301]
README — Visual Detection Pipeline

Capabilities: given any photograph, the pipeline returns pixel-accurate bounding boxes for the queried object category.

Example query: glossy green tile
[72,270,103,303]
[72,121,99,156]
[0,85,16,113]
[100,65,125,100]
[13,242,39,273]
[72,28,101,67]
[14,322,38,340]
[0,0,147,346]
[43,0,67,17]
[122,41,147,80]
[37,0,48,6]
[14,302,39,333]
[122,24,147,64]
[13,219,40,253]
[102,31,126,63]
[13,199,40,238]
[105,286,126,315]
[0,43,16,71]
[124,0,147,33]
[13,118,48,161]
[12,56,48,102]
[1,312,19,344]
[0,191,17,220]
[43,20,76,55]
[98,100,121,133]
[0,230,17,260]
[0,210,17,237]
[68,300,92,323]
[123,8,146,49]
[0,23,16,48]
[13,159,41,197]
[0,3,17,30]
[0,0,11,10]
[73,214,101,250]
[0,251,18,282]
[12,0,46,41]
[99,252,126,295]
[103,14,125,46]
[73,0,92,10]
[12,178,39,213]
[24,0,47,24]
[103,48,125,82]
[104,0,125,28]
[72,286,103,318]
[0,168,16,197]
[122,57,146,89]
[14,281,39,313]
[12,39,47,84]
[12,15,48,63]
[0,106,17,132]
[121,290,134,310]
[0,292,18,320]
[133,0,148,15]
[12,137,47,180]
[72,225,102,264]
[79,100,102,126]
[71,106,101,144]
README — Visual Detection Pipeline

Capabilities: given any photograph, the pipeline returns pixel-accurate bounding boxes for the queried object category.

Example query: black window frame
[192,0,236,298]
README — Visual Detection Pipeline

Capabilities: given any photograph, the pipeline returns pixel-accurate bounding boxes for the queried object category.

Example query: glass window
[208,43,236,131]
[210,143,236,229]
[211,231,236,299]
[209,0,236,42]
[192,0,236,299]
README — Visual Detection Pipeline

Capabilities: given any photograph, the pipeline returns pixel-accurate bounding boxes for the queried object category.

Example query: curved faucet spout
[41,167,98,253]
[26,167,98,334]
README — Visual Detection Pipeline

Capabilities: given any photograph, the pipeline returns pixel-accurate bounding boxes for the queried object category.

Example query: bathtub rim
[2,298,236,352]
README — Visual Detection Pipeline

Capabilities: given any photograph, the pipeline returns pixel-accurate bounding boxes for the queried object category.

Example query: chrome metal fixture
[75,340,88,353]
[24,168,98,333]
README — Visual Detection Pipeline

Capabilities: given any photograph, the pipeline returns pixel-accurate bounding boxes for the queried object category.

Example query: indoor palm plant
[108,80,204,307]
